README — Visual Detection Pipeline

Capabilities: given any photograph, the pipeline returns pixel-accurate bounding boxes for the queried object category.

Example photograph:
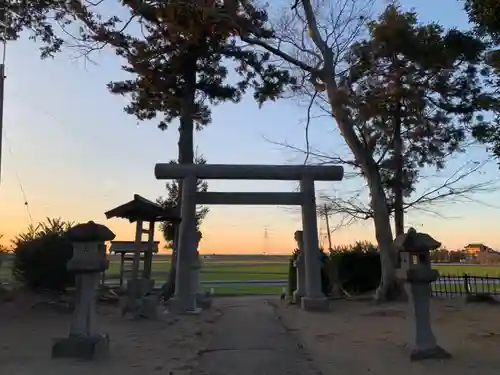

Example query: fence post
[463,273,470,295]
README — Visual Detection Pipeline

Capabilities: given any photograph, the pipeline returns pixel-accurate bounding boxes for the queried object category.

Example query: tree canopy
[464,0,500,43]
[96,1,295,131]
[336,5,491,223]
[240,0,497,300]
[462,0,500,164]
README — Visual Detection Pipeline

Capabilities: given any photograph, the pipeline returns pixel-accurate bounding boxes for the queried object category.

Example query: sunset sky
[1,0,500,254]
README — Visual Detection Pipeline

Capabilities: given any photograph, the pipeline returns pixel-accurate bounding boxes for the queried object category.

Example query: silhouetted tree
[462,0,500,162]
[81,1,295,299]
[3,1,296,300]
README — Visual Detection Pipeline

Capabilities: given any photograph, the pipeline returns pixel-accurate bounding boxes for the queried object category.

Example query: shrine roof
[104,194,180,223]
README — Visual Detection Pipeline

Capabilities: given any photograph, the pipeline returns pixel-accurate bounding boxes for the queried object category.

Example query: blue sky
[1,0,499,253]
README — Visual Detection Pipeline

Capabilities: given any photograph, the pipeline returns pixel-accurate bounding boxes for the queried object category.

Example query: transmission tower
[263,225,270,254]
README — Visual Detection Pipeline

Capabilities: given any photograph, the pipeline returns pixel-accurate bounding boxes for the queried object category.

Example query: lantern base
[410,345,452,361]
[51,333,109,360]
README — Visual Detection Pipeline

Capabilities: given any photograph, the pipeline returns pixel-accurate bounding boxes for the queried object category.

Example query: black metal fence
[431,274,500,298]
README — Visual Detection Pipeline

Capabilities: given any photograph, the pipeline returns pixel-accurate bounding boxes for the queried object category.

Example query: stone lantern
[394,227,451,361]
[52,221,115,360]
[293,230,306,303]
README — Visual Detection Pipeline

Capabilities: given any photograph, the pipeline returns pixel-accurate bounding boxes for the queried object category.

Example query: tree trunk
[162,58,197,301]
[392,68,405,237]
[325,87,405,302]
[393,118,404,236]
[368,170,406,302]
[328,254,343,298]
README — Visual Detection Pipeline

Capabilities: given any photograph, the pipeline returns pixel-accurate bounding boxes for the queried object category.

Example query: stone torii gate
[154,164,344,313]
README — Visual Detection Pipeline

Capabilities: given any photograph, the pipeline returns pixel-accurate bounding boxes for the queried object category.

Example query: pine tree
[3,1,295,300]
[464,0,500,43]
[346,5,488,235]
[89,1,295,299]
[463,0,500,162]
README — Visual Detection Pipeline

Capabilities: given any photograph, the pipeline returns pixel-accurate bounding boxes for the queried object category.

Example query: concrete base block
[301,296,330,311]
[410,346,452,361]
[184,307,202,315]
[51,334,109,360]
[123,294,159,320]
[292,291,303,304]
[168,296,199,314]
[196,293,212,309]
[141,294,159,319]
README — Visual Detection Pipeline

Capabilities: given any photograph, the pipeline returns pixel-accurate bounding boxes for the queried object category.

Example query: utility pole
[0,63,5,184]
[0,5,7,185]
[322,204,332,251]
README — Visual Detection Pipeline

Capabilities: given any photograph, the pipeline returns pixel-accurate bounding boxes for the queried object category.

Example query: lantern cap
[67,221,116,242]
[393,227,441,253]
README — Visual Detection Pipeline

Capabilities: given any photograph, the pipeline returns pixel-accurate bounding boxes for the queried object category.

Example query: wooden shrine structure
[104,194,180,288]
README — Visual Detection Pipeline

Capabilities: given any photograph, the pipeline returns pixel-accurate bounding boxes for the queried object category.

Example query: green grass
[0,257,289,295]
[201,286,283,295]
[3,257,500,296]
[433,264,500,277]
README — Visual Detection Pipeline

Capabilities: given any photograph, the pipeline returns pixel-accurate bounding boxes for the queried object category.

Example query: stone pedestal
[293,251,306,303]
[52,221,114,360]
[394,228,451,361]
[192,253,201,295]
[191,251,212,309]
[407,277,451,361]
[123,278,158,319]
[52,273,110,360]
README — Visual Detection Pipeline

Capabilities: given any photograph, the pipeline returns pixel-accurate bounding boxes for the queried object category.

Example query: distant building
[464,243,494,254]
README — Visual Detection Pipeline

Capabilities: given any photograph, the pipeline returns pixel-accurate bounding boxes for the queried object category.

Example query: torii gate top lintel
[154,163,344,181]
[157,164,342,312]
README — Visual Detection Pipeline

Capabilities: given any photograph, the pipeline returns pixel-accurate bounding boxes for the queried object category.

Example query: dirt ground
[0,292,222,375]
[274,297,500,375]
[3,294,500,375]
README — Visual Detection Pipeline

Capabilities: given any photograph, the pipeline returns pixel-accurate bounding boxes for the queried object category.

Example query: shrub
[0,235,5,268]
[330,243,381,294]
[12,218,75,292]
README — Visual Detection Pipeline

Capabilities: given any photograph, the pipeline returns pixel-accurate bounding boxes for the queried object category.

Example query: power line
[0,5,31,224]
[2,129,33,225]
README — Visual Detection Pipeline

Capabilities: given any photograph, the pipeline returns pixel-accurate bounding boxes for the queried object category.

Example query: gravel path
[191,297,321,375]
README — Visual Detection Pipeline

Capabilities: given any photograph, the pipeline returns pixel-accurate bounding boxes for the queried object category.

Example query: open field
[2,254,500,295]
